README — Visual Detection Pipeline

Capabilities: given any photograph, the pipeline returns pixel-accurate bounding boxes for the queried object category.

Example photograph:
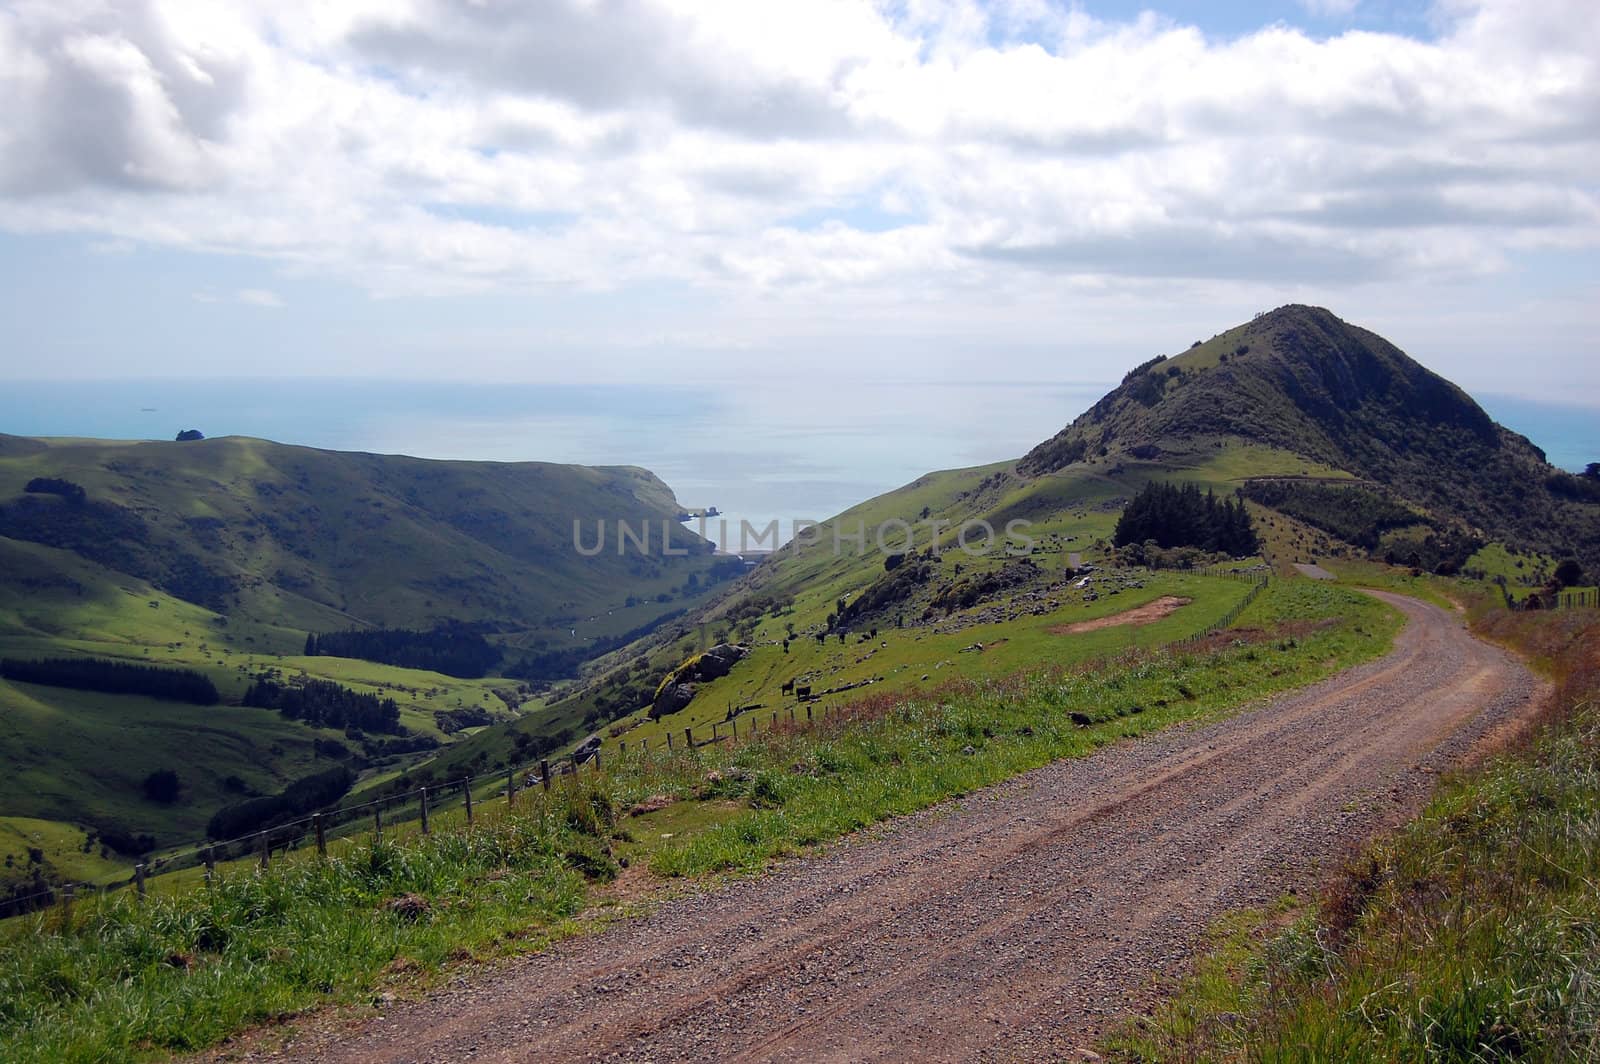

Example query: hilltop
[1021,304,1599,571]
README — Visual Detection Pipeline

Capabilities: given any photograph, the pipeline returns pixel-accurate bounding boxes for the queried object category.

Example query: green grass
[1108,605,1600,1063]
[0,577,1396,1061]
[0,679,332,850]
[0,818,127,890]
[0,798,605,1063]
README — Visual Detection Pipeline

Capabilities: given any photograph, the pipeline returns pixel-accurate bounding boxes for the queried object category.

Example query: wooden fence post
[620,740,627,757]
[593,747,603,773]
[684,727,692,750]
[204,846,216,885]
[313,814,326,857]
[731,718,738,741]
[464,777,474,825]
[419,786,430,835]
[135,863,146,900]
[712,723,719,742]
[61,883,74,923]
[373,805,382,842]
[540,760,551,792]
[806,704,812,722]
[258,830,270,870]
[508,768,517,805]
[666,731,674,752]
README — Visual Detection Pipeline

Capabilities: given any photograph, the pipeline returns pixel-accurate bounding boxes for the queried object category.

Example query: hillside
[0,434,717,642]
[1020,305,1600,571]
[0,435,729,860]
[424,306,1596,787]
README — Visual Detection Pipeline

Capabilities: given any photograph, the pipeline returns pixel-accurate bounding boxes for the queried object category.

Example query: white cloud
[0,0,1596,380]
[1296,0,1360,17]
[236,287,284,307]
[192,287,284,307]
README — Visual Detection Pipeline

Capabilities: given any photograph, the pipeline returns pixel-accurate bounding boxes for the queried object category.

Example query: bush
[141,770,181,804]
[23,477,85,503]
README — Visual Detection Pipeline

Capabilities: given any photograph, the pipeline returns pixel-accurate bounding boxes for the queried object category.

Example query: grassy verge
[0,579,1395,1062]
[1109,605,1600,1062]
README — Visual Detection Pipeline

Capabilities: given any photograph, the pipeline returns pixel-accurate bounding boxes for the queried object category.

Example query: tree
[1584,463,1600,481]
[1553,559,1585,588]
[142,769,181,804]
[175,429,204,441]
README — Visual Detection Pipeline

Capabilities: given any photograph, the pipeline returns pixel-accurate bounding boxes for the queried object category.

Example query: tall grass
[0,785,616,1063]
[1111,606,1600,1063]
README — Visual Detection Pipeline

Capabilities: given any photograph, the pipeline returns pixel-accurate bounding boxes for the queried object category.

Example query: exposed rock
[650,643,750,718]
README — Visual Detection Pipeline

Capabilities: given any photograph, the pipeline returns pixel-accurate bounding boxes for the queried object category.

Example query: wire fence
[5,573,1274,922]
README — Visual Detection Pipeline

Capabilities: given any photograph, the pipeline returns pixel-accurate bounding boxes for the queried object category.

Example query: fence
[6,576,1272,922]
[1557,588,1598,609]
[1,699,854,922]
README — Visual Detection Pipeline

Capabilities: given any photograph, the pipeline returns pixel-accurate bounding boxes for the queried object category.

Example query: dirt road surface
[226,592,1538,1062]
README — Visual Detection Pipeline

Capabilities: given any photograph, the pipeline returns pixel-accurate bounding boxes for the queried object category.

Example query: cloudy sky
[1,0,1596,401]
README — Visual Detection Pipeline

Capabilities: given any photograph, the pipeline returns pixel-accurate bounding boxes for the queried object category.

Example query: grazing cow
[781,679,795,695]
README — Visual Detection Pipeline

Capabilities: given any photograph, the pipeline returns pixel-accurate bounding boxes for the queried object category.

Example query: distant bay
[2,380,1593,534]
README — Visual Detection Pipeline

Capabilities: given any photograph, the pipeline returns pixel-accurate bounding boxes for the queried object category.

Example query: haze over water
[3,379,1594,537]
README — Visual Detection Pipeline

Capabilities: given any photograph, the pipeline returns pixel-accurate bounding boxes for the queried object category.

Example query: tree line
[1239,480,1421,550]
[0,657,220,705]
[1114,481,1259,556]
[304,623,500,679]
[23,477,86,503]
[241,677,404,734]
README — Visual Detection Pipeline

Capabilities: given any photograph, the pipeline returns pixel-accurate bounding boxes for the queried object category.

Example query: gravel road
[223,592,1538,1062]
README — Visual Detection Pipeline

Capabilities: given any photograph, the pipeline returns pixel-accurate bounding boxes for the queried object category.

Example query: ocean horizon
[3,378,1593,533]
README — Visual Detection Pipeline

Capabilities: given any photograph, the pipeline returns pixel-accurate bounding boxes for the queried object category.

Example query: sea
[2,379,1594,549]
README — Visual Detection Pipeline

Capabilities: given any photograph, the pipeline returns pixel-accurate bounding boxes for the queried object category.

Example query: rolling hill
[0,435,730,864]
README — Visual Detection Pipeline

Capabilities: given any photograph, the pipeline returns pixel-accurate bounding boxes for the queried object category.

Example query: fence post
[712,723,719,742]
[666,731,674,752]
[789,707,796,723]
[806,704,812,722]
[731,718,738,741]
[419,786,430,835]
[508,768,517,805]
[204,846,216,886]
[61,883,74,923]
[540,760,550,792]
[373,804,382,842]
[620,740,627,758]
[593,747,603,773]
[464,776,474,825]
[258,830,270,871]
[313,814,326,857]
[135,862,147,900]
[684,727,692,750]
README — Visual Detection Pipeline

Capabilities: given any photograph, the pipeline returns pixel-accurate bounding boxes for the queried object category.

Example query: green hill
[0,434,730,859]
[1021,304,1600,572]
[0,434,717,640]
